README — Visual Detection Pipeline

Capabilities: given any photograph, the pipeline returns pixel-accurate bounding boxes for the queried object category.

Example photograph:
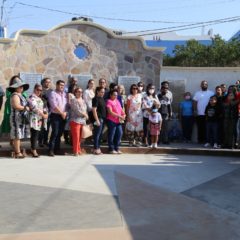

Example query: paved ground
[0,153,240,239]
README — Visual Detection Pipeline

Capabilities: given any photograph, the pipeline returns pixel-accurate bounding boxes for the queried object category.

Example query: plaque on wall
[20,72,43,95]
[165,79,186,113]
[69,74,93,90]
[118,76,140,94]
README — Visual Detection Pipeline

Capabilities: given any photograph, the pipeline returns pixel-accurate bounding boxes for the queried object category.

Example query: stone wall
[0,21,163,91]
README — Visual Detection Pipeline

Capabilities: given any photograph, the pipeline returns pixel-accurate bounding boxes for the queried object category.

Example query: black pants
[0,96,3,111]
[31,128,40,150]
[49,113,66,152]
[181,116,194,141]
[196,115,206,143]
[38,117,50,145]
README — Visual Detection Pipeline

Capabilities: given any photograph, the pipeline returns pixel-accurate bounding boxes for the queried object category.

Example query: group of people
[179,80,240,149]
[0,75,239,158]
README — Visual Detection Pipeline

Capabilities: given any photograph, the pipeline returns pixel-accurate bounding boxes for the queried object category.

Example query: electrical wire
[13,2,205,24]
[137,17,240,36]
[123,16,240,34]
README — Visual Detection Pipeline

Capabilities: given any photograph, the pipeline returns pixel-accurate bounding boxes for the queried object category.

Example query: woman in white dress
[125,84,143,146]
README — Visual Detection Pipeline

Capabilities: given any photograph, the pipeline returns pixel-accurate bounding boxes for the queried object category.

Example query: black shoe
[39,144,44,148]
[48,150,55,157]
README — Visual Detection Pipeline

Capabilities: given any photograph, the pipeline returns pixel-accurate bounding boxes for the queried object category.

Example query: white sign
[118,76,140,94]
[70,74,93,90]
[20,72,43,95]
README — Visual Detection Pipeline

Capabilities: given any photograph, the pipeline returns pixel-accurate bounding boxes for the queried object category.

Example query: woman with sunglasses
[126,84,143,146]
[69,87,88,156]
[142,83,160,146]
[28,84,48,157]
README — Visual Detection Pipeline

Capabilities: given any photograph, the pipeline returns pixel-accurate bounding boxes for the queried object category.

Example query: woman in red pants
[69,87,88,156]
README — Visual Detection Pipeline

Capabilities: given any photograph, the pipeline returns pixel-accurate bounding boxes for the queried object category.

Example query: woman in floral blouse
[126,84,143,146]
[69,87,88,156]
[29,84,48,157]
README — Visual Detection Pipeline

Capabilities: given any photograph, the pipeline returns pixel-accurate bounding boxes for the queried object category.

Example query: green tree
[163,35,240,67]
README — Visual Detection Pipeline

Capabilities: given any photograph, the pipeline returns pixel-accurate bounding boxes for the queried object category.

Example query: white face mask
[185,96,191,100]
[149,89,154,95]
[138,87,143,91]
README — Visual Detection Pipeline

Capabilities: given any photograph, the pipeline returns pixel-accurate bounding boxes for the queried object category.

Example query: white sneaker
[213,143,219,149]
[149,144,153,148]
[204,143,210,148]
[153,143,158,148]
[109,150,118,154]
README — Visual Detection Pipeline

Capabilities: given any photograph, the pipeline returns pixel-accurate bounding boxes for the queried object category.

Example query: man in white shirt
[193,80,214,143]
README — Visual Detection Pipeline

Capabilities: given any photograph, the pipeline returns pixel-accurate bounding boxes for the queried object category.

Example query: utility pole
[0,0,6,38]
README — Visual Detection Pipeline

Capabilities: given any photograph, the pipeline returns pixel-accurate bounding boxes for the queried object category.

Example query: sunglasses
[36,89,42,92]
[132,87,138,90]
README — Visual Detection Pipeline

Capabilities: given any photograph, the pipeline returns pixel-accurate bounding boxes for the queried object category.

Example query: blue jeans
[107,120,123,151]
[93,119,104,150]
[49,113,66,152]
[181,116,194,141]
[206,121,218,144]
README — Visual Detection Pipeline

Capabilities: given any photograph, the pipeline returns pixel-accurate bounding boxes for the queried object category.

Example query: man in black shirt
[92,86,106,154]
[158,87,172,144]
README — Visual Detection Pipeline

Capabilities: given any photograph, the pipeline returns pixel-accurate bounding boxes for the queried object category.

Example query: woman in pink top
[106,89,126,154]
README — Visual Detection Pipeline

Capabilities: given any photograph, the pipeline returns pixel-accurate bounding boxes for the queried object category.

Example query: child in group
[149,106,162,148]
[204,95,221,148]
[179,92,194,142]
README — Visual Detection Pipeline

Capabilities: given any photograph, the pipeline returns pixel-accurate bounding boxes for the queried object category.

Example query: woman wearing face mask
[142,84,160,146]
[179,92,194,143]
[137,81,145,97]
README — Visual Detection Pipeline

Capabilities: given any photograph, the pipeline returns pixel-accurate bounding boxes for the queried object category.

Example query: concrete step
[0,141,239,158]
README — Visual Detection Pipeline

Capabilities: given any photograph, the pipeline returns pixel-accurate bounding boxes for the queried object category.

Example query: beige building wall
[160,66,240,112]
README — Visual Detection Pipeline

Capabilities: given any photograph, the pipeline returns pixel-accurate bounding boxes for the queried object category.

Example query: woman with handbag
[8,78,30,158]
[28,84,48,157]
[69,87,88,156]
[1,75,28,146]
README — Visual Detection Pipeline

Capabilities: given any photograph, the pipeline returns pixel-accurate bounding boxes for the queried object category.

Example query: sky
[1,0,240,40]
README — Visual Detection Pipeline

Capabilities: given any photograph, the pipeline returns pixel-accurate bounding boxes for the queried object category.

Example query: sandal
[15,152,25,159]
[31,150,39,158]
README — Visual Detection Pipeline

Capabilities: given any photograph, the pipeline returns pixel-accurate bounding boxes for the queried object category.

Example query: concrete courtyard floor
[0,153,240,239]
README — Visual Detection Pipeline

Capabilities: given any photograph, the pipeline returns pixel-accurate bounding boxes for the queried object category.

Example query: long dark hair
[130,84,138,95]
[146,83,156,97]
[95,86,105,95]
